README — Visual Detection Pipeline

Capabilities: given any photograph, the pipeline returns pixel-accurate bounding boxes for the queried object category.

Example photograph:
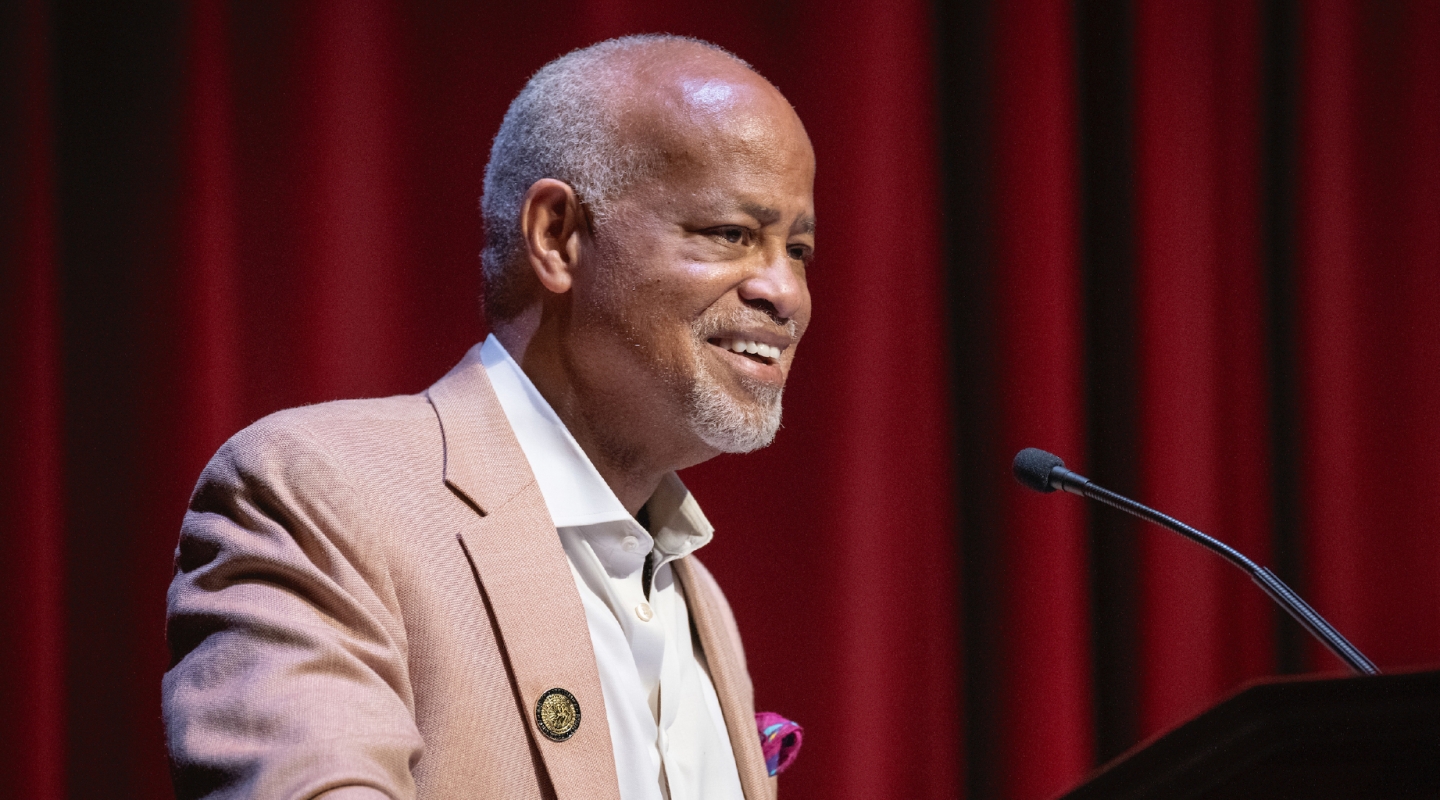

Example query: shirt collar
[480,335,713,570]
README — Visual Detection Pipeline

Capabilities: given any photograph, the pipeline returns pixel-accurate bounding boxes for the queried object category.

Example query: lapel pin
[535,688,581,741]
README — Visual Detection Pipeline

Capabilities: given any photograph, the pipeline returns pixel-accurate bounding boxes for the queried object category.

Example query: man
[163,34,814,800]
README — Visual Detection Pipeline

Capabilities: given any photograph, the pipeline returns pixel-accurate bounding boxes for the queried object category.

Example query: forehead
[617,66,815,205]
[654,69,809,157]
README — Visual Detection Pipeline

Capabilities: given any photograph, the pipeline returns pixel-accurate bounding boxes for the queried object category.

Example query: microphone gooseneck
[1011,447,1379,676]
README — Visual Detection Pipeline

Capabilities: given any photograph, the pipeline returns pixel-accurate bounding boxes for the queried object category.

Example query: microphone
[1012,447,1379,676]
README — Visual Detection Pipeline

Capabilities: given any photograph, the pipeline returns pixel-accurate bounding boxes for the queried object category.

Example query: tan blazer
[164,345,777,799]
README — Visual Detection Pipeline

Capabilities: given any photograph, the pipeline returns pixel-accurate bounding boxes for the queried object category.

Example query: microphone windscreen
[1013,448,1064,493]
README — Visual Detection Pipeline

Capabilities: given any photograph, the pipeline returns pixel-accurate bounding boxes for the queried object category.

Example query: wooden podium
[1058,669,1440,800]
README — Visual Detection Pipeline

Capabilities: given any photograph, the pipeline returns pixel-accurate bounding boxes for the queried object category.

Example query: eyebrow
[738,201,816,235]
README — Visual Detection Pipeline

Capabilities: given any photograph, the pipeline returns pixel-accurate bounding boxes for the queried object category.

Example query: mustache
[690,306,799,344]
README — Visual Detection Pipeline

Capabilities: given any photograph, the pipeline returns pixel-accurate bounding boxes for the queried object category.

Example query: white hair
[480,34,750,320]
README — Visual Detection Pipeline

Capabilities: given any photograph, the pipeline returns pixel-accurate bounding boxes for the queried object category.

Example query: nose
[738,243,809,324]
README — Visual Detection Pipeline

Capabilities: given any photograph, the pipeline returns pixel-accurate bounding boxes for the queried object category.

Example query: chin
[685,376,784,454]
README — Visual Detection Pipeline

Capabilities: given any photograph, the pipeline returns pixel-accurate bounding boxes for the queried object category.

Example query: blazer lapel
[674,557,776,800]
[427,345,621,800]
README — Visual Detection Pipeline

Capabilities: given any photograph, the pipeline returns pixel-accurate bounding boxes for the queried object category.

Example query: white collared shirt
[480,335,745,800]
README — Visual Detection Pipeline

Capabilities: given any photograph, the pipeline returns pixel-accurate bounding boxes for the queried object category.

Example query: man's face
[563,74,815,462]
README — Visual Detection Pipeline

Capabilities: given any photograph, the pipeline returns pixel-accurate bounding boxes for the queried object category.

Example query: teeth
[715,338,782,361]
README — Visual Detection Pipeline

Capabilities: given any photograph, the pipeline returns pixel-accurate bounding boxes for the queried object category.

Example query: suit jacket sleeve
[163,412,422,800]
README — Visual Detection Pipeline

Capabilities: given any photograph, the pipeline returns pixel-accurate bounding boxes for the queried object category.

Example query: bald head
[480,35,808,322]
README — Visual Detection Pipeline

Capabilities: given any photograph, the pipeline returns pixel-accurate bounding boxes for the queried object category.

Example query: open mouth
[709,337,781,366]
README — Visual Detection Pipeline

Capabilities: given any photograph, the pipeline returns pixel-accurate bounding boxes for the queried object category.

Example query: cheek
[584,230,740,344]
[623,260,737,323]
[618,283,723,373]
[590,277,700,359]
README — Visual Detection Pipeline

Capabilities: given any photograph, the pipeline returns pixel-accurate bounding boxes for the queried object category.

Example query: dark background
[3,1,1438,798]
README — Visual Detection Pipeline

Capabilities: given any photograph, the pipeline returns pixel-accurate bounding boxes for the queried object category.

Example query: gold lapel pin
[535,688,581,741]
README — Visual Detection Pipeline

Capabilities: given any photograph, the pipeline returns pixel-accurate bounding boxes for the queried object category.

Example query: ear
[519,178,585,295]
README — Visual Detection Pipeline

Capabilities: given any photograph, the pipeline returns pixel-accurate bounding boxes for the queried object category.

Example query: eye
[788,244,812,261]
[712,226,751,245]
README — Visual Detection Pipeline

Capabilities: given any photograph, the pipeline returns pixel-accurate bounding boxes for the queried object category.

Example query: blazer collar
[427,342,622,800]
[674,557,777,800]
[426,341,535,516]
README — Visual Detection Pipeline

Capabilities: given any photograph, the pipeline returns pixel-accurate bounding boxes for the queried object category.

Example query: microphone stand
[1030,452,1379,676]
[1081,480,1378,676]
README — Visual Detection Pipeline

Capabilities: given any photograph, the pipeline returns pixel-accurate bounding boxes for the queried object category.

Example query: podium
[1058,668,1440,800]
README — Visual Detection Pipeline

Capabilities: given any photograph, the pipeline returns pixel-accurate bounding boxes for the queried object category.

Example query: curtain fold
[987,1,1094,798]
[1132,0,1277,735]
[0,1,65,796]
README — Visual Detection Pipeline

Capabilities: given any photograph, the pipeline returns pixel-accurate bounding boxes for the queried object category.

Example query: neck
[494,315,710,515]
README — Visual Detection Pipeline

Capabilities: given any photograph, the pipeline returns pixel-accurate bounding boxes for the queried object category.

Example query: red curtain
[986,1,1094,797]
[4,2,1440,799]
[938,1,1440,798]
[1299,0,1440,672]
[1130,0,1277,736]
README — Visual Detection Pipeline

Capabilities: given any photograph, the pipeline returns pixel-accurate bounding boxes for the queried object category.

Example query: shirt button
[635,603,654,622]
[621,536,639,552]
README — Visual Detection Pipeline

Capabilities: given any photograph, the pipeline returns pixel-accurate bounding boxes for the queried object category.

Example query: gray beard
[683,311,790,453]
[686,362,783,453]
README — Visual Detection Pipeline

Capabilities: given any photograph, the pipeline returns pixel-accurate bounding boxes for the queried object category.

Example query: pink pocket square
[755,711,803,776]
